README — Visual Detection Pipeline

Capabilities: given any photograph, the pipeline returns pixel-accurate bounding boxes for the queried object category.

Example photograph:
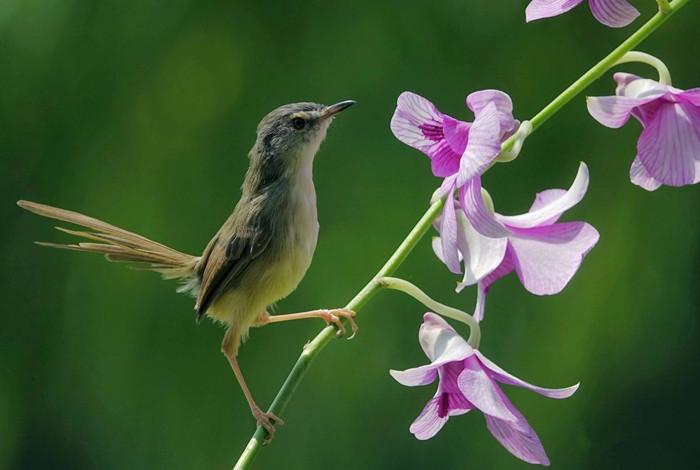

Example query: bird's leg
[256,308,358,339]
[221,328,283,444]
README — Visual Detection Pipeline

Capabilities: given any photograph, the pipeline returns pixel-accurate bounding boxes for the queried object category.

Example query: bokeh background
[2,1,699,468]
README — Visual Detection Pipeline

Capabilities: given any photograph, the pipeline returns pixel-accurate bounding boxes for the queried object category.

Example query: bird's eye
[292,117,306,130]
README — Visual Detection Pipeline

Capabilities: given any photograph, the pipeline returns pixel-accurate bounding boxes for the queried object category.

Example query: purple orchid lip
[322,100,356,118]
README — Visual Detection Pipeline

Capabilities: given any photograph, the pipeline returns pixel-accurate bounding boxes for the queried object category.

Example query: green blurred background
[2,1,698,468]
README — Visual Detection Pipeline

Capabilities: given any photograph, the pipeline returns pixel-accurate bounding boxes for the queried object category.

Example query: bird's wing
[194,209,272,320]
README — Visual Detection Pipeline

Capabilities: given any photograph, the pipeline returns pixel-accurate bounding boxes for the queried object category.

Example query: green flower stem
[615,51,672,85]
[233,2,691,467]
[499,0,689,155]
[377,276,481,347]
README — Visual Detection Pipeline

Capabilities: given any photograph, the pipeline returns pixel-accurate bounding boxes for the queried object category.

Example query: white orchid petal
[496,162,590,229]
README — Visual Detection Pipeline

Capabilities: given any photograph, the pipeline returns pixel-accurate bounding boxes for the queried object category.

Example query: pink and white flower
[391,91,518,184]
[587,73,700,190]
[435,163,599,321]
[391,91,518,274]
[391,313,578,466]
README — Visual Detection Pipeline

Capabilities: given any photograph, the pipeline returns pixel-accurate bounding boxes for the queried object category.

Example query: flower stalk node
[657,0,673,14]
[496,120,533,163]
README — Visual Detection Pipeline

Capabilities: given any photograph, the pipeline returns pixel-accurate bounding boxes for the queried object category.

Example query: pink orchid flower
[391,313,578,466]
[435,163,599,321]
[526,0,639,28]
[390,91,518,185]
[587,72,700,190]
[391,91,518,273]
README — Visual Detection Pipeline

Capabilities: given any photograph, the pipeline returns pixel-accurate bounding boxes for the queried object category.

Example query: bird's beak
[321,100,356,119]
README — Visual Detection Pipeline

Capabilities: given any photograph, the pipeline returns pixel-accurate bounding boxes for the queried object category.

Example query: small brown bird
[17,100,357,440]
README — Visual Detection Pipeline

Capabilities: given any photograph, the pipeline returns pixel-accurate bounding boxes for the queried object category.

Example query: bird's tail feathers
[17,200,199,281]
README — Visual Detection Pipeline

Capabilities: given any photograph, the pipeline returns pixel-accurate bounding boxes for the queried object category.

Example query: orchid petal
[419,313,475,364]
[440,196,462,274]
[438,363,477,416]
[525,0,583,22]
[460,178,509,238]
[528,189,568,225]
[587,95,661,128]
[431,175,457,210]
[614,73,669,99]
[456,103,503,187]
[455,211,508,290]
[617,74,671,126]
[496,162,589,229]
[467,90,513,116]
[588,73,668,127]
[636,102,700,188]
[482,379,551,464]
[588,0,639,28]
[457,357,517,422]
[432,236,463,265]
[473,284,487,323]
[409,397,449,440]
[612,71,639,91]
[446,395,473,417]
[430,141,464,177]
[508,222,600,295]
[443,116,470,155]
[466,90,518,135]
[679,88,700,107]
[472,248,516,322]
[390,92,463,177]
[485,413,550,466]
[475,351,580,399]
[479,247,517,293]
[529,189,567,212]
[391,92,442,148]
[629,157,662,191]
[390,365,438,387]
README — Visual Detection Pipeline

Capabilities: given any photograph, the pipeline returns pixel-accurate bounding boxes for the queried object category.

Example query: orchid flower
[435,163,599,321]
[390,91,518,183]
[587,72,700,190]
[391,91,518,273]
[526,0,639,28]
[391,313,578,466]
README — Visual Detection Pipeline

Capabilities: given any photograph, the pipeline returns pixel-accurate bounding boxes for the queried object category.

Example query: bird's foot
[252,406,284,445]
[319,308,358,339]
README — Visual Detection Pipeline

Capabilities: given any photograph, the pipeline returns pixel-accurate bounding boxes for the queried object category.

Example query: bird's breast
[284,167,319,278]
[252,168,319,309]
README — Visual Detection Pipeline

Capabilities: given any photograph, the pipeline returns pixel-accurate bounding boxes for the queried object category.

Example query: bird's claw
[253,407,284,445]
[320,309,358,339]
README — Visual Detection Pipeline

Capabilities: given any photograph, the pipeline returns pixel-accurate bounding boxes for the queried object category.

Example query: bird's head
[250,100,355,177]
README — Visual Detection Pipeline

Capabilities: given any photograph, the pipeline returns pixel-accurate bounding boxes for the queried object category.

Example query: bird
[17,100,357,441]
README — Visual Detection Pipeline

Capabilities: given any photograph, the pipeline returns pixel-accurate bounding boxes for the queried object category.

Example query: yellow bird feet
[257,308,358,339]
[252,407,285,445]
[319,308,358,339]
